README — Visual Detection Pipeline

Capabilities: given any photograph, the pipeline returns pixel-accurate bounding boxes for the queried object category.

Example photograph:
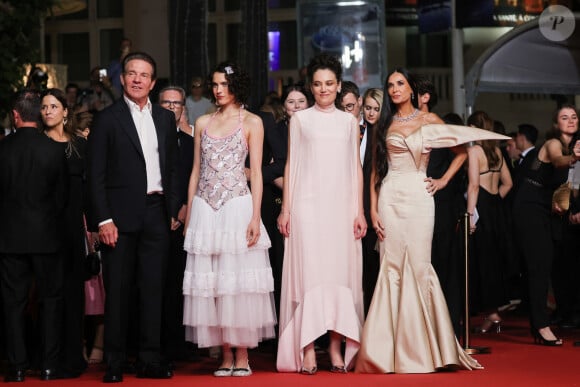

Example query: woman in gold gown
[356,68,507,374]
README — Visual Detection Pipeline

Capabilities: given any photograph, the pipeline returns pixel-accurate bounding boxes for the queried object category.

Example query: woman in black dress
[41,88,87,376]
[465,111,513,333]
[512,104,580,345]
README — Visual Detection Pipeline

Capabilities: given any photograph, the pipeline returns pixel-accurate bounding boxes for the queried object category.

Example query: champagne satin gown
[356,124,507,373]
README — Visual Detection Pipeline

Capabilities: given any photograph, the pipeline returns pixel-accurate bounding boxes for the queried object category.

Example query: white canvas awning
[465,14,580,109]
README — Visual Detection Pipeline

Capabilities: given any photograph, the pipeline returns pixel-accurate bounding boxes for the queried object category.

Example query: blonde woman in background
[361,87,383,316]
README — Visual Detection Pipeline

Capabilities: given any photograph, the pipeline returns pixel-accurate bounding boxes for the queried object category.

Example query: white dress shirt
[124,96,163,194]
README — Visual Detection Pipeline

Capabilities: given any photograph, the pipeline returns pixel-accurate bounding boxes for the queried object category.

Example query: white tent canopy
[465,14,580,110]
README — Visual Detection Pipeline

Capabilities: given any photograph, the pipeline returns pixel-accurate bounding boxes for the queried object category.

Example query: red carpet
[14,316,580,386]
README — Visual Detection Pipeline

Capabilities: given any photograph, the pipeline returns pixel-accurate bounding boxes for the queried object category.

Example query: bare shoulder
[544,138,561,147]
[243,110,264,131]
[422,112,445,125]
[544,138,564,154]
[467,142,484,155]
[195,113,212,130]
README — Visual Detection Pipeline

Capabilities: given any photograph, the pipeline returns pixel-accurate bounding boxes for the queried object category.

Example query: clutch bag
[552,182,571,211]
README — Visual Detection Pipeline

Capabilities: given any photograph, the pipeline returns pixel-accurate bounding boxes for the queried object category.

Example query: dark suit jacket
[259,112,286,186]
[0,127,68,254]
[177,129,194,207]
[86,98,180,232]
[511,147,539,204]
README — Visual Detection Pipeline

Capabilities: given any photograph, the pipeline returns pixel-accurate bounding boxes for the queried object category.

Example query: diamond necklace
[393,108,419,123]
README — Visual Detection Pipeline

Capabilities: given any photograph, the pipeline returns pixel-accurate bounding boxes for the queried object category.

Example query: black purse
[84,239,101,280]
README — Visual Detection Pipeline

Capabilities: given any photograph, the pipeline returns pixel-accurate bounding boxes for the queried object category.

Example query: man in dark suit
[0,89,68,382]
[87,52,180,383]
[504,124,538,309]
[157,85,194,363]
[513,124,538,192]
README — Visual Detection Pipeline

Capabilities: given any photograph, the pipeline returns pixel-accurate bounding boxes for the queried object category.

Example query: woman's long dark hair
[372,68,418,192]
[280,83,312,122]
[41,88,77,140]
[467,110,500,168]
[207,61,251,105]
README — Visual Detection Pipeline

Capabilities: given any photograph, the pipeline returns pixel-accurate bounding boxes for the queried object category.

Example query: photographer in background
[79,67,119,115]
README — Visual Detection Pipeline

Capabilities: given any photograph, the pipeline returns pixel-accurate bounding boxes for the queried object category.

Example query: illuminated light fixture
[337,1,366,6]
[49,0,87,16]
[352,39,363,62]
[342,34,365,69]
[342,46,353,68]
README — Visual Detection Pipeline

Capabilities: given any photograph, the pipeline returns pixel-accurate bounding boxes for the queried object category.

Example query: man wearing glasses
[158,86,195,366]
[185,76,214,125]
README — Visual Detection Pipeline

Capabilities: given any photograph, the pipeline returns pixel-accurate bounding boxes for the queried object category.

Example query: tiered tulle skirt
[183,194,277,348]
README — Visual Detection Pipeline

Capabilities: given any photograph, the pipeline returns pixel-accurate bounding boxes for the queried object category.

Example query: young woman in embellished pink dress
[182,62,276,377]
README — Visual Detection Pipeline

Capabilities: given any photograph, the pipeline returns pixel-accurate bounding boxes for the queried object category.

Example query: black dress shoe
[4,369,25,383]
[39,368,63,381]
[102,368,123,383]
[136,363,173,379]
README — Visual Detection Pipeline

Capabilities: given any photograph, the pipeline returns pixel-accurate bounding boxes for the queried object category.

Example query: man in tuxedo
[506,124,538,307]
[513,124,538,195]
[158,86,194,363]
[87,52,180,383]
[0,89,68,382]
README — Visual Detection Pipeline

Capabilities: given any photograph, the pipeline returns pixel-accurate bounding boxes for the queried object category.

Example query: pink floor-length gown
[276,104,364,372]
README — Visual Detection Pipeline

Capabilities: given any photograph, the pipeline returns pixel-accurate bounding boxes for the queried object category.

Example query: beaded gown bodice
[197,111,249,211]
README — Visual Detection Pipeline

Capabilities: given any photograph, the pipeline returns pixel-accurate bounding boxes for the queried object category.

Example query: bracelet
[281,208,290,215]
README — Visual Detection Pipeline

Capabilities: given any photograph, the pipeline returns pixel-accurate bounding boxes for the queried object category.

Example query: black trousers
[162,224,187,360]
[513,204,553,330]
[60,242,87,373]
[431,199,462,337]
[261,185,284,321]
[0,252,64,369]
[102,195,170,368]
[552,221,580,321]
[361,229,379,317]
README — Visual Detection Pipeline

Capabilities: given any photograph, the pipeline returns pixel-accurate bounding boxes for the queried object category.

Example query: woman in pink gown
[276,54,366,374]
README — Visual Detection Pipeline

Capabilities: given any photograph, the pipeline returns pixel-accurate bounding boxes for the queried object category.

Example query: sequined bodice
[197,117,249,210]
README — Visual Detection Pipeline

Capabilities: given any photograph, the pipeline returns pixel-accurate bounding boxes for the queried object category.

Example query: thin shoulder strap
[204,110,219,135]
